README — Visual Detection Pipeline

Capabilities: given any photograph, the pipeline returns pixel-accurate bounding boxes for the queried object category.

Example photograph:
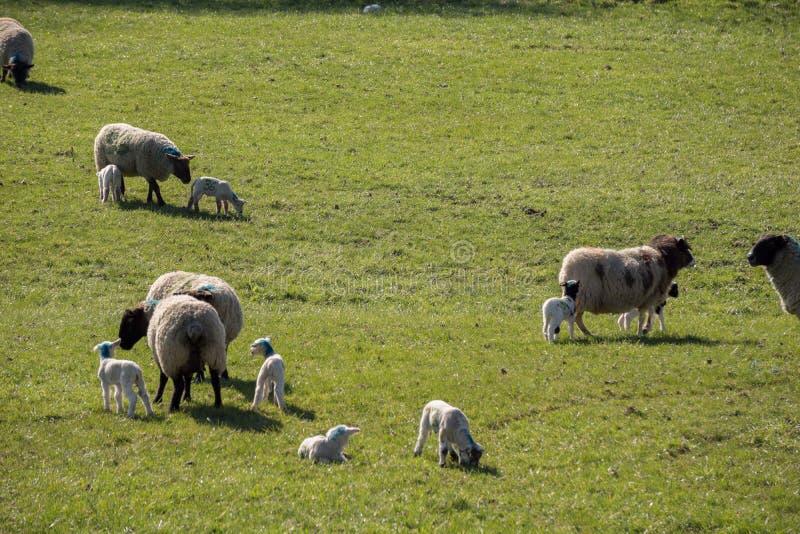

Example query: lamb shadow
[185,403,282,432]
[469,464,501,477]
[15,80,66,94]
[117,198,250,221]
[566,334,722,347]
[227,377,314,420]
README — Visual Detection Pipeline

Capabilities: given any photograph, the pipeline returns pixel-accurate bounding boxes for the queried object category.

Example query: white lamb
[250,337,286,413]
[298,425,361,463]
[94,339,153,418]
[187,176,246,215]
[542,280,580,342]
[413,400,483,468]
[97,164,124,203]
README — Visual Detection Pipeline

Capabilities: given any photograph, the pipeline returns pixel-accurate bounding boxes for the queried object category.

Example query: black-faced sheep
[413,400,483,468]
[93,123,194,206]
[94,339,153,418]
[558,234,695,336]
[0,18,34,87]
[147,295,227,412]
[542,280,580,342]
[747,233,800,319]
[298,425,361,463]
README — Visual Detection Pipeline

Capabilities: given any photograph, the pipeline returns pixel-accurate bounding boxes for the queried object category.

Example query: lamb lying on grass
[187,176,246,215]
[413,400,483,468]
[94,339,153,418]
[250,337,286,413]
[542,280,580,342]
[298,425,361,463]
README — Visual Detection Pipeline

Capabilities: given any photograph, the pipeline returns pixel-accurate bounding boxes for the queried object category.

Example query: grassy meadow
[1,0,799,530]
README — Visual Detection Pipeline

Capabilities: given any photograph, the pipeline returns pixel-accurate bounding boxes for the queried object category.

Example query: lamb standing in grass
[147,295,227,412]
[298,425,361,463]
[187,176,246,215]
[0,18,34,86]
[558,234,695,336]
[93,123,194,206]
[542,280,580,342]
[97,164,124,203]
[618,281,679,332]
[413,400,483,468]
[747,234,800,319]
[94,339,153,418]
[250,337,286,413]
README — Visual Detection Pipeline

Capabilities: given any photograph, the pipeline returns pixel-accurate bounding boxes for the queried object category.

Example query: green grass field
[2,0,799,530]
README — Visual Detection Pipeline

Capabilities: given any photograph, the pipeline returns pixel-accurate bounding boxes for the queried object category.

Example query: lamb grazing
[250,337,286,413]
[618,281,679,332]
[94,339,153,418]
[97,164,124,203]
[413,400,483,468]
[0,18,34,87]
[147,295,227,412]
[747,234,800,319]
[93,123,194,206]
[298,425,361,463]
[187,176,246,215]
[542,279,580,342]
[558,234,695,336]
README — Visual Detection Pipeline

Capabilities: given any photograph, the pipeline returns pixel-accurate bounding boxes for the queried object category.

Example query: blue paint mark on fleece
[197,284,215,292]
[327,425,348,441]
[10,54,20,63]
[163,147,182,157]
[257,337,275,357]
[231,192,240,201]
[96,342,115,359]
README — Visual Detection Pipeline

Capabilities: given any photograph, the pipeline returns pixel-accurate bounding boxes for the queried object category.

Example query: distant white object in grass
[250,337,286,413]
[363,4,381,13]
[94,339,153,418]
[298,425,361,463]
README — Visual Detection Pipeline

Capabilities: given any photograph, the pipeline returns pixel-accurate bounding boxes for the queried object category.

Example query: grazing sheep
[250,337,286,413]
[618,281,679,332]
[747,233,800,319]
[187,176,246,215]
[413,400,483,468]
[298,425,361,463]
[146,295,227,412]
[93,123,194,206]
[94,339,153,418]
[0,18,34,86]
[97,164,124,203]
[542,280,580,342]
[558,234,695,336]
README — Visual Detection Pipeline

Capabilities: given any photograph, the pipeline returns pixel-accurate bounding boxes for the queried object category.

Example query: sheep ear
[559,281,566,287]
[112,339,121,347]
[185,154,195,160]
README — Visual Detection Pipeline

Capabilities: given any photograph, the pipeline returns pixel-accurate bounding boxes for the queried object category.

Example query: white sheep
[0,18,34,86]
[298,425,361,463]
[93,123,195,206]
[747,234,800,319]
[542,280,580,342]
[187,176,246,215]
[94,339,153,418]
[413,400,483,468]
[558,234,695,336]
[97,164,124,203]
[618,281,679,332]
[146,295,227,412]
[250,337,286,413]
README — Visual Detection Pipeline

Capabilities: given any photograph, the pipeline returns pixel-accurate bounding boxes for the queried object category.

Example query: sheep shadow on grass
[566,334,723,347]
[227,377,315,421]
[13,80,66,94]
[185,403,282,432]
[117,198,251,222]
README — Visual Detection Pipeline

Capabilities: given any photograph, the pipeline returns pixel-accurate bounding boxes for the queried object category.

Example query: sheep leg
[251,376,266,410]
[169,375,185,412]
[138,379,154,417]
[437,430,449,467]
[575,311,593,336]
[114,385,124,413]
[209,369,223,408]
[216,199,222,213]
[125,386,138,418]
[120,177,126,196]
[413,412,430,456]
[637,307,650,336]
[147,179,166,206]
[568,318,575,340]
[274,377,286,412]
[183,375,192,402]
[154,372,169,404]
[223,200,229,214]
[102,383,111,411]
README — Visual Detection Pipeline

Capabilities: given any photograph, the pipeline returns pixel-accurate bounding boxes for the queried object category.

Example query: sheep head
[165,151,195,184]
[250,336,276,358]
[4,57,33,86]
[559,279,580,300]
[326,425,360,445]
[94,339,121,359]
[649,235,695,277]
[748,234,792,268]
[118,306,149,350]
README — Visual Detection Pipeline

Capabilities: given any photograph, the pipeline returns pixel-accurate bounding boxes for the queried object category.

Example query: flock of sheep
[6,16,798,469]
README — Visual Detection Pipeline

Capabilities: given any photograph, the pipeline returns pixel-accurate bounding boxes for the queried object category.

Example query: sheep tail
[186,320,204,370]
